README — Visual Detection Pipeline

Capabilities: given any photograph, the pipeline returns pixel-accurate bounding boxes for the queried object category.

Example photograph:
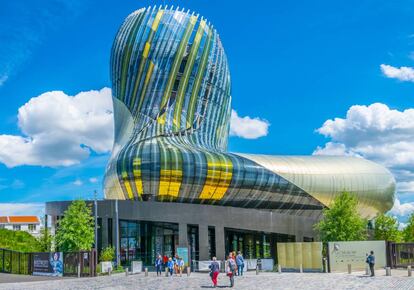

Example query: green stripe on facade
[157,15,197,128]
[186,26,212,129]
[173,19,205,132]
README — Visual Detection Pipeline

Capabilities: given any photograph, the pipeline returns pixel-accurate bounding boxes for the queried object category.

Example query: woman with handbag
[226,253,236,288]
[209,257,220,288]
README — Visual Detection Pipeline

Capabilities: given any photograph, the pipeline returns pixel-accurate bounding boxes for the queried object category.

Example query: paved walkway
[0,273,64,284]
[2,269,414,289]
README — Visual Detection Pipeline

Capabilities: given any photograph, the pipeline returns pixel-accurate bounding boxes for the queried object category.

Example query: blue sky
[1,0,414,221]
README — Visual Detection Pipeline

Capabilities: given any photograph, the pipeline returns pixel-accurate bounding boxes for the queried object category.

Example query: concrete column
[178,223,188,246]
[199,224,209,261]
[215,226,225,261]
[101,218,108,249]
[295,234,303,242]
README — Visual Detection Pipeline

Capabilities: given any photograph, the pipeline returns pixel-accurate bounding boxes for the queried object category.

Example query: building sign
[176,247,189,267]
[33,252,63,276]
[328,241,386,271]
[277,242,323,271]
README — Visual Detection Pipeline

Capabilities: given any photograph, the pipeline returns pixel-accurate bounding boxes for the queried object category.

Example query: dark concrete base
[46,200,320,261]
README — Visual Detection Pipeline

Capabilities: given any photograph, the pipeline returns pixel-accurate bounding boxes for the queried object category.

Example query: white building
[0,216,41,237]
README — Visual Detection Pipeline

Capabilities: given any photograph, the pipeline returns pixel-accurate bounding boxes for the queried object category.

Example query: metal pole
[94,190,98,250]
[115,199,120,267]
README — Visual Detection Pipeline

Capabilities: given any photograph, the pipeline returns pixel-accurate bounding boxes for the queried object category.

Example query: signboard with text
[32,252,63,276]
[176,247,189,267]
[328,241,386,271]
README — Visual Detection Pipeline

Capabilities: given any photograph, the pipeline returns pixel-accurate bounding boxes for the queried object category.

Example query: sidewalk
[1,269,414,290]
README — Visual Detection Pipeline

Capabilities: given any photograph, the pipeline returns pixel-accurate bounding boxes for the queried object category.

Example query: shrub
[99,246,115,262]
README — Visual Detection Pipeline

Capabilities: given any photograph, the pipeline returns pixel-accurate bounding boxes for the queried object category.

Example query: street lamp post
[94,190,98,250]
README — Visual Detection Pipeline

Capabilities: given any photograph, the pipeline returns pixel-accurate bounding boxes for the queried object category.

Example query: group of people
[209,251,245,288]
[155,254,185,277]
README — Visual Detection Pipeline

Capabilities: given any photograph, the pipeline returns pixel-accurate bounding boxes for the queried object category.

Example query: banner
[277,242,323,271]
[176,247,189,267]
[33,252,63,276]
[328,241,386,271]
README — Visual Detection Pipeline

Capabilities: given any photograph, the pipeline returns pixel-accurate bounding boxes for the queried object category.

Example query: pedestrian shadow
[357,275,374,278]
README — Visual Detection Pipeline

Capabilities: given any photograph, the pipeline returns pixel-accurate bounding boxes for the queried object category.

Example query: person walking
[236,251,244,276]
[227,253,237,288]
[173,255,178,275]
[367,251,375,276]
[167,257,174,277]
[155,255,163,276]
[209,257,220,288]
[177,257,184,277]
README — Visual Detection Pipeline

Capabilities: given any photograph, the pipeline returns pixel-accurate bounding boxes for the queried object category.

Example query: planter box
[131,261,142,274]
[101,261,113,273]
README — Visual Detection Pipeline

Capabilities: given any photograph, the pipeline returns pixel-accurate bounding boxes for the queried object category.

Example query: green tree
[374,214,402,242]
[315,192,367,242]
[37,227,54,252]
[403,212,414,242]
[55,200,95,251]
[0,229,42,252]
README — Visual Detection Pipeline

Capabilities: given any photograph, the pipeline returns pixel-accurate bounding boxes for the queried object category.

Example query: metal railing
[0,248,32,275]
[0,248,97,276]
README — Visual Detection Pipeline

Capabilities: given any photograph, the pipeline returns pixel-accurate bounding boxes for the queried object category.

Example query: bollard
[323,258,328,273]
[386,267,391,276]
[77,263,81,278]
[125,267,128,276]
[256,265,259,275]
[408,265,412,277]
[278,264,282,273]
[299,264,303,273]
[108,267,112,276]
[187,267,191,277]
[145,267,148,277]
[165,267,169,277]
[347,264,351,274]
[365,265,370,275]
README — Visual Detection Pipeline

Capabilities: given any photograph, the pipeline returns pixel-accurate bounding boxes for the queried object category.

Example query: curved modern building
[103,6,395,217]
[47,6,395,267]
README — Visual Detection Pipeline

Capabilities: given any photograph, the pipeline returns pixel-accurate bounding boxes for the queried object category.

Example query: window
[13,225,21,230]
[28,224,36,231]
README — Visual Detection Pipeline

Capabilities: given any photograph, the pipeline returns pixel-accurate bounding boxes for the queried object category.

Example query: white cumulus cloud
[0,203,44,216]
[314,103,414,217]
[0,75,8,86]
[89,177,98,183]
[73,179,83,186]
[0,88,114,167]
[390,198,414,217]
[230,110,270,139]
[380,64,414,82]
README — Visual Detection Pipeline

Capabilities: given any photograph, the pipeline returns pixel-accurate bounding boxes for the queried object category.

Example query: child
[167,257,174,277]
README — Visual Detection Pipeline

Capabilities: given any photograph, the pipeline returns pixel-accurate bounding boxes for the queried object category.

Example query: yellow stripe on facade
[121,171,134,199]
[145,61,155,85]
[131,10,164,111]
[158,146,183,199]
[158,168,182,198]
[158,169,172,197]
[151,10,164,31]
[199,154,233,200]
[212,156,233,200]
[143,42,151,58]
[132,157,143,199]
